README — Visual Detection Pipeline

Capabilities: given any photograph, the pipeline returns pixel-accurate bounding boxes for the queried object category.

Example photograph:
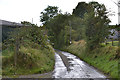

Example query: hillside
[2,26,55,77]
[2,42,55,76]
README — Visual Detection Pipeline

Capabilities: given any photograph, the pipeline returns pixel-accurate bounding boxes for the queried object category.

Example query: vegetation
[2,43,54,75]
[40,1,118,78]
[40,5,72,49]
[41,2,111,50]
[40,5,59,25]
[47,13,71,48]
[2,23,55,76]
[72,2,88,18]
[63,40,118,78]
[2,0,119,78]
[101,41,119,47]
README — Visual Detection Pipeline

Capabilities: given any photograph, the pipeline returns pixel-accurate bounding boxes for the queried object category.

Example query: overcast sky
[0,0,118,26]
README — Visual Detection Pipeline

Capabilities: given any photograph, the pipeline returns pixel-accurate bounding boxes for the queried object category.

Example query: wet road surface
[53,51,108,79]
[4,51,108,79]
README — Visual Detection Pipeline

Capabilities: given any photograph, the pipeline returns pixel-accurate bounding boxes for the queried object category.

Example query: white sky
[0,0,118,26]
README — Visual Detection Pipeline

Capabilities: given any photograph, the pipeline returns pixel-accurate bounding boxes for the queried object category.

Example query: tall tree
[72,2,88,18]
[40,5,59,26]
[70,16,85,41]
[47,13,71,48]
[84,2,110,51]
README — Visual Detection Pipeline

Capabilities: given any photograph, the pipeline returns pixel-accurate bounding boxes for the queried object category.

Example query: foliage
[28,27,48,47]
[115,24,120,31]
[63,40,118,78]
[47,13,71,48]
[40,5,59,25]
[72,2,88,18]
[3,25,48,51]
[70,16,85,41]
[2,43,55,75]
[21,21,37,26]
[43,2,111,51]
[2,22,55,76]
[83,2,110,51]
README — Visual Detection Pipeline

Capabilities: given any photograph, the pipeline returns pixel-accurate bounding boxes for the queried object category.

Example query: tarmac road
[53,51,108,80]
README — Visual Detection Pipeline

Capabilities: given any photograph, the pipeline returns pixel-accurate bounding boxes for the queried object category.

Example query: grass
[63,40,119,78]
[101,41,119,47]
[2,41,55,77]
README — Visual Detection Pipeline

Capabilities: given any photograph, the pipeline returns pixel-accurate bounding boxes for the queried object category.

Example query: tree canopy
[40,1,111,50]
[40,5,59,26]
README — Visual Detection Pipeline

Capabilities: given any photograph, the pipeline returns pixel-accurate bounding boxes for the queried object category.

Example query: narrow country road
[10,50,108,79]
[53,51,108,79]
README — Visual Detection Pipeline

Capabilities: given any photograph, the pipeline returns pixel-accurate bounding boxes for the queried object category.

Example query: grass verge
[62,40,118,78]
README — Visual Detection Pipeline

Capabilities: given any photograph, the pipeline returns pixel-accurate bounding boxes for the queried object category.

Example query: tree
[72,2,88,18]
[84,2,110,51]
[40,6,72,48]
[40,5,59,26]
[7,26,27,68]
[3,21,49,69]
[28,27,48,47]
[70,16,85,41]
[47,13,71,48]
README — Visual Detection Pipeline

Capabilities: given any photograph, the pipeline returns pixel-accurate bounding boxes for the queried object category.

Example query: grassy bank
[63,40,118,78]
[2,41,55,77]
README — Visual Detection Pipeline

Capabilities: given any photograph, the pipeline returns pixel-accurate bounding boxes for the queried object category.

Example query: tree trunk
[112,39,113,46]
